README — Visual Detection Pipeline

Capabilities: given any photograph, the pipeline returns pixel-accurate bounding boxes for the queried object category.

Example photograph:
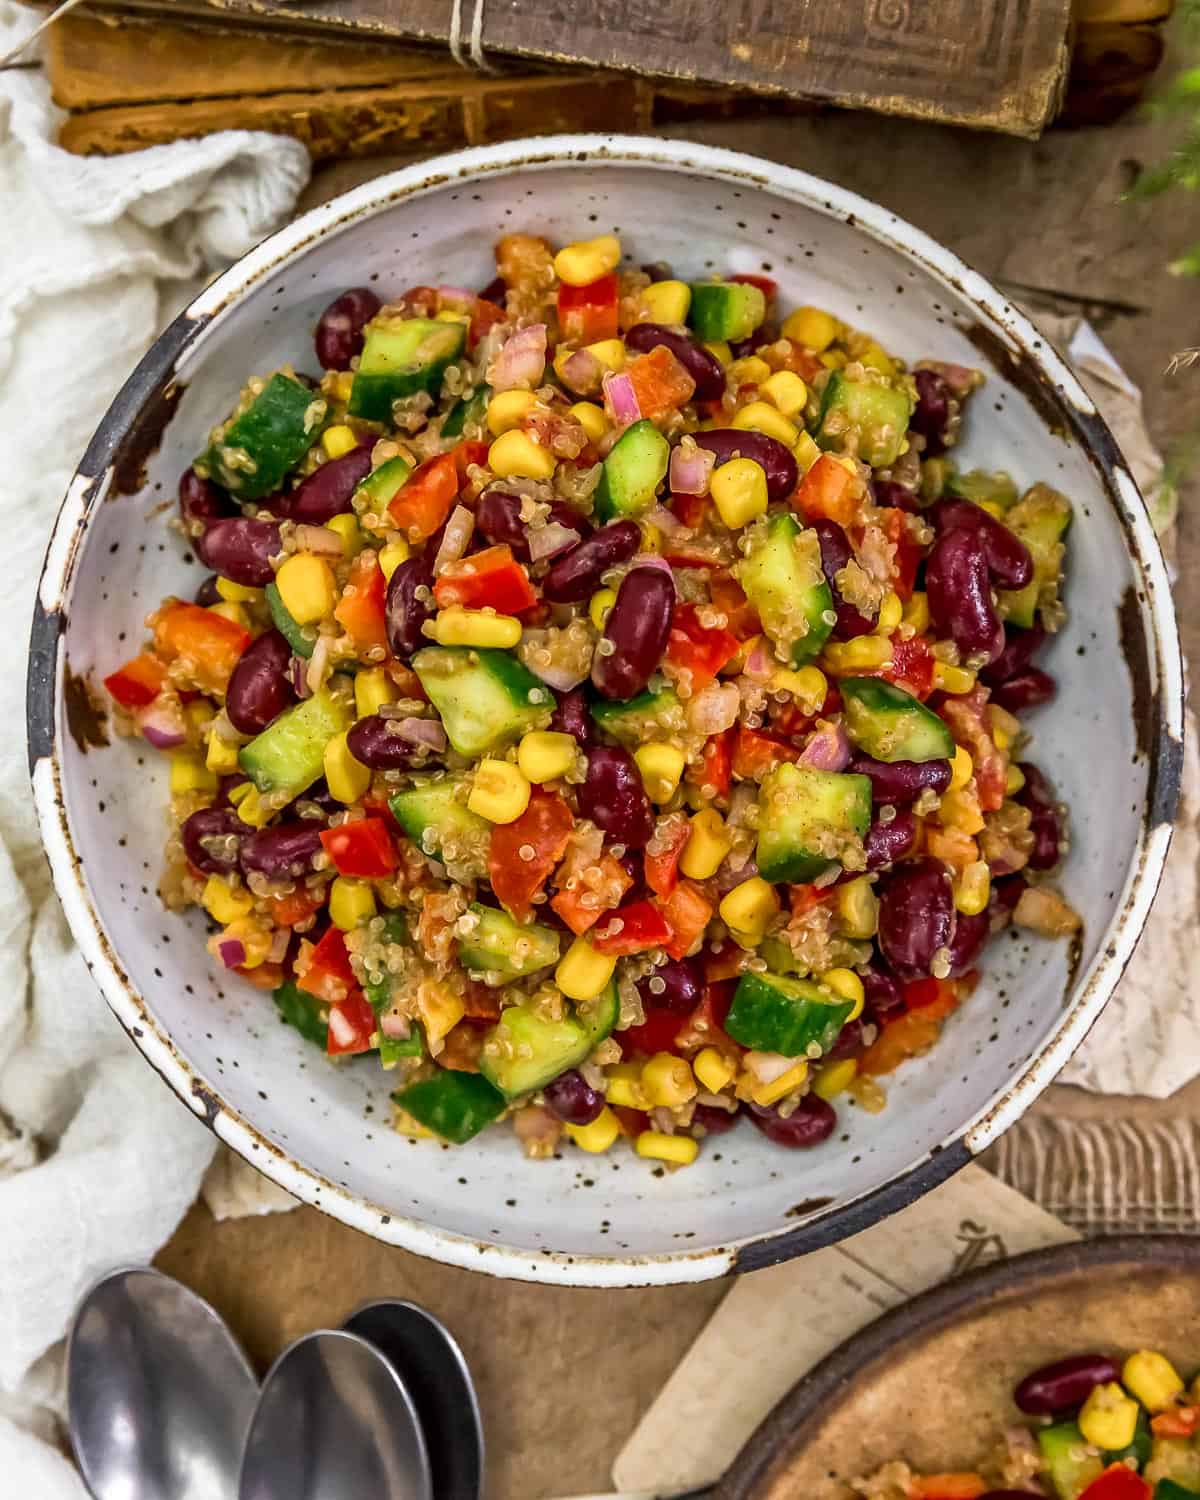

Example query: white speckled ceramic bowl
[28,136,1183,1286]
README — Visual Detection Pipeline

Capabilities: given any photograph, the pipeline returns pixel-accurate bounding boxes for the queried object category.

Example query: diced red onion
[602,371,642,428]
[743,1050,794,1084]
[217,938,247,970]
[799,720,850,772]
[489,323,547,391]
[528,521,581,562]
[294,523,345,557]
[669,444,715,496]
[716,857,759,895]
[433,506,475,573]
[268,928,291,964]
[436,285,477,308]
[381,1013,411,1039]
[137,698,187,750]
[743,642,774,682]
[559,348,602,394]
[628,554,677,588]
[394,717,448,751]
[290,655,312,699]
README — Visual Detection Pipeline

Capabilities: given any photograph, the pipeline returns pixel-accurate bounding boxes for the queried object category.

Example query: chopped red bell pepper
[644,815,690,900]
[625,346,696,419]
[327,991,377,1056]
[319,817,399,878]
[266,887,322,929]
[790,454,857,528]
[687,728,733,799]
[591,899,674,956]
[709,571,761,639]
[910,1475,986,1500]
[858,1007,946,1077]
[489,788,574,921]
[789,883,835,919]
[878,506,920,600]
[611,1104,652,1138]
[665,602,740,692]
[1152,1407,1200,1438]
[670,492,708,529]
[453,439,491,482]
[467,297,507,350]
[902,976,959,1015]
[556,272,619,344]
[461,979,503,1022]
[618,1006,686,1058]
[333,551,388,653]
[659,880,714,961]
[550,854,633,935]
[433,544,536,614]
[387,452,459,540]
[732,726,800,780]
[939,687,1006,812]
[296,926,356,1004]
[153,602,251,696]
[104,651,168,709]
[675,980,738,1056]
[1077,1467,1151,1500]
[882,634,935,700]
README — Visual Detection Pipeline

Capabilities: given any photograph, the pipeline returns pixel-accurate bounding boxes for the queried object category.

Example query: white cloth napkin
[0,4,309,1490]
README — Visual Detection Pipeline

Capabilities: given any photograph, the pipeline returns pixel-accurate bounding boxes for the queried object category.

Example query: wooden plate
[719,1235,1200,1500]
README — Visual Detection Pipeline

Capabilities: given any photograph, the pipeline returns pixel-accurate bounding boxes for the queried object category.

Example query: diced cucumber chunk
[480,981,618,1100]
[737,511,833,666]
[840,677,954,763]
[354,455,414,513]
[457,904,561,982]
[756,761,871,884]
[688,281,766,342]
[590,686,683,747]
[203,373,323,500]
[1149,1441,1200,1493]
[389,776,489,867]
[348,317,466,423]
[725,971,854,1057]
[442,383,491,439]
[945,468,1019,510]
[394,1071,506,1143]
[273,979,327,1048]
[997,483,1072,628]
[594,419,670,522]
[1037,1424,1104,1500]
[265,581,314,659]
[238,687,351,798]
[815,372,913,469]
[412,646,549,757]
[378,1026,424,1069]
[1156,1482,1200,1500]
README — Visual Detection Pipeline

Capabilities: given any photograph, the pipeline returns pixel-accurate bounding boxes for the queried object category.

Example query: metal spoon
[239,1328,432,1500]
[345,1300,485,1500]
[67,1265,258,1500]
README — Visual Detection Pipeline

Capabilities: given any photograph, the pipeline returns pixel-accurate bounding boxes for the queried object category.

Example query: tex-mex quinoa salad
[102,230,1080,1168]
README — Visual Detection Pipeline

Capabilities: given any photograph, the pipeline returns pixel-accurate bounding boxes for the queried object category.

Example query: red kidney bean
[991,668,1056,715]
[543,520,640,604]
[239,823,325,880]
[592,567,675,701]
[911,369,952,455]
[872,479,920,513]
[550,687,595,746]
[981,623,1045,686]
[848,754,952,804]
[194,574,221,606]
[1014,1354,1120,1416]
[479,275,507,306]
[181,807,244,875]
[577,746,655,848]
[226,630,295,735]
[179,467,234,539]
[990,874,1027,918]
[826,1017,866,1060]
[385,555,436,660]
[932,498,1033,590]
[544,1070,604,1126]
[877,857,956,978]
[864,808,918,870]
[314,287,382,370]
[926,527,1004,664]
[637,957,703,1014]
[944,910,989,977]
[862,967,905,1022]
[693,430,798,504]
[346,714,418,770]
[476,492,588,563]
[196,517,282,587]
[749,1096,836,1148]
[624,323,726,401]
[281,444,373,525]
[809,518,874,637]
[1017,762,1064,871]
[691,1102,741,1136]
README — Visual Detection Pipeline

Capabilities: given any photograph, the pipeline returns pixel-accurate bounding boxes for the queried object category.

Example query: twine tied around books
[448,0,498,73]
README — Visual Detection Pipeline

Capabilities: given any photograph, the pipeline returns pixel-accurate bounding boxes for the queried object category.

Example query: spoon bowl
[67,1265,258,1500]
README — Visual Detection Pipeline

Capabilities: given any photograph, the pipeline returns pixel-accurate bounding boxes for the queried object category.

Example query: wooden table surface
[158,96,1200,1500]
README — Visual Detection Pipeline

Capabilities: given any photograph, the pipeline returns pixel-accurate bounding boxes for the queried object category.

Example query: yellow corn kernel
[215,576,262,604]
[710,456,769,530]
[393,1106,435,1140]
[588,587,617,630]
[859,343,895,377]
[949,745,973,791]
[324,731,371,804]
[1005,764,1026,796]
[585,338,626,373]
[432,607,522,649]
[640,279,691,324]
[813,1057,858,1100]
[680,808,733,880]
[759,370,809,417]
[488,428,556,480]
[207,600,250,629]
[330,876,377,931]
[694,1046,736,1094]
[792,430,821,475]
[821,967,866,1021]
[821,637,893,674]
[731,401,799,447]
[556,937,617,1001]
[990,702,1021,743]
[321,423,359,460]
[642,1053,697,1108]
[554,233,621,287]
[835,878,879,942]
[635,742,686,805]
[230,784,272,828]
[875,591,903,637]
[566,1106,621,1154]
[751,1058,810,1107]
[517,730,576,785]
[219,915,272,969]
[720,877,780,947]
[728,355,772,388]
[325,513,363,555]
[184,699,212,737]
[902,592,930,634]
[1078,1383,1140,1451]
[1123,1351,1184,1412]
[330,370,356,405]
[773,665,827,714]
[202,875,253,925]
[940,788,986,836]
[275,554,335,626]
[378,540,411,581]
[206,727,241,775]
[354,666,395,719]
[635,1130,699,1166]
[416,983,465,1046]
[605,1062,649,1110]
[932,662,978,695]
[570,401,609,442]
[782,306,839,352]
[979,500,1006,520]
[821,350,847,370]
[954,860,991,917]
[435,309,470,326]
[486,389,537,436]
[468,759,532,824]
[169,752,217,797]
[703,339,733,366]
